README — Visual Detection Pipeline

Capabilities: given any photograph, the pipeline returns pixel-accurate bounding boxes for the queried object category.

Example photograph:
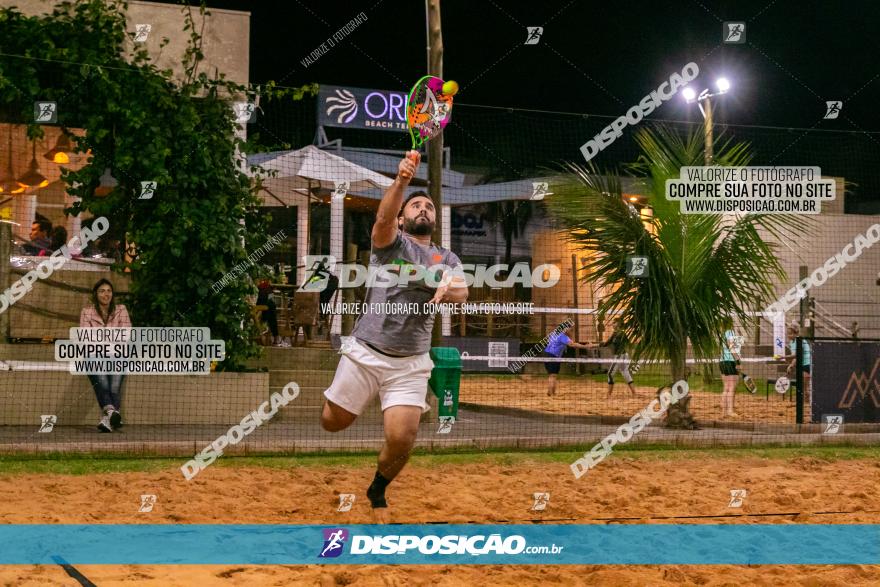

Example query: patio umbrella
[247,145,395,273]
[248,145,393,207]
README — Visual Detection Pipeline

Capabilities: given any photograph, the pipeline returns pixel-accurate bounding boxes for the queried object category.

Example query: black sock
[367,471,391,508]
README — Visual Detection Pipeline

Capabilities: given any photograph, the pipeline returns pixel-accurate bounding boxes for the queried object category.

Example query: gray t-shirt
[351,230,463,356]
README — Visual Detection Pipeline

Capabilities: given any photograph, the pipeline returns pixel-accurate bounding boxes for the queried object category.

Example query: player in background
[543,322,592,397]
[786,324,812,400]
[719,317,743,418]
[603,321,639,397]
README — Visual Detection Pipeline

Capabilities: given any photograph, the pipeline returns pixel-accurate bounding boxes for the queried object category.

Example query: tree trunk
[663,340,698,429]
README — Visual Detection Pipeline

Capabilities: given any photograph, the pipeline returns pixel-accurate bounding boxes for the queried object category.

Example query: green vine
[0,0,317,369]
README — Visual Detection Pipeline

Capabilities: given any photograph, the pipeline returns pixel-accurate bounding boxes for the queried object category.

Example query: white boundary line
[0,360,69,372]
[464,305,779,318]
[460,355,776,364]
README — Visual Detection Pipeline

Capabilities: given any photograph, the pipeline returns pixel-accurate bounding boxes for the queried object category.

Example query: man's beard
[403,215,434,236]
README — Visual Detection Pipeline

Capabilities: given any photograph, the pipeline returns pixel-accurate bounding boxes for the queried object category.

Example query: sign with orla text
[318,85,408,132]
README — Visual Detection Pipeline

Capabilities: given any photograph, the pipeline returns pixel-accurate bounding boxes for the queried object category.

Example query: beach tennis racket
[406,76,457,149]
[740,371,757,394]
[774,376,791,394]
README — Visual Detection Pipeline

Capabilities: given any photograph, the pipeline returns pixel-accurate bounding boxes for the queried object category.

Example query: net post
[0,222,9,342]
[571,253,582,374]
[330,194,343,336]
[427,0,443,348]
[795,335,804,424]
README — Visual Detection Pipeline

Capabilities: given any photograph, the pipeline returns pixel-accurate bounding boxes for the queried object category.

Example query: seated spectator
[80,278,131,433]
[23,219,52,255]
[49,226,67,253]
[257,279,287,347]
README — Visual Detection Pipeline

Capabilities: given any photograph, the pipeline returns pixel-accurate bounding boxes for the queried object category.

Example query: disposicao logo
[315,530,563,557]
[319,528,349,558]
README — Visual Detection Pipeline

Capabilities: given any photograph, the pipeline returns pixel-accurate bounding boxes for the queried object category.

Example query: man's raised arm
[372,150,421,249]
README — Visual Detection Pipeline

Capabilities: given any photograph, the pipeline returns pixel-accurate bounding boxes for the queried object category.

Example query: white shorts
[323,338,434,416]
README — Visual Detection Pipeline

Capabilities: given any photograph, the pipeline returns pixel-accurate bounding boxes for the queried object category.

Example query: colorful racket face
[406,76,453,149]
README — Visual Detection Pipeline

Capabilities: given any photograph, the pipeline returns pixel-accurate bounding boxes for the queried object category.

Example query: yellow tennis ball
[442,80,459,96]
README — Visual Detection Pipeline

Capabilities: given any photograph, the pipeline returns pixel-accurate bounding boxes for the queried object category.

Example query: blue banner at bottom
[1,524,877,565]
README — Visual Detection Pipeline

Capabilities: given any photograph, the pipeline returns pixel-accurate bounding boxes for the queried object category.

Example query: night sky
[179,0,879,126]
[158,0,880,208]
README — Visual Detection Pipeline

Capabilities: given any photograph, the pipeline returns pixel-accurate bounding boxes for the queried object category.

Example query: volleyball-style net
[1,68,879,460]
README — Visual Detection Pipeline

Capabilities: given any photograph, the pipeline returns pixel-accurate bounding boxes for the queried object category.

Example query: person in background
[603,320,639,397]
[100,237,124,263]
[49,226,67,253]
[543,321,592,397]
[719,317,743,418]
[80,278,131,432]
[257,279,288,347]
[301,257,339,336]
[786,324,812,399]
[24,219,52,255]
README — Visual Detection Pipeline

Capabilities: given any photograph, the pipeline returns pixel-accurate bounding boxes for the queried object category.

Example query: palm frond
[546,123,816,377]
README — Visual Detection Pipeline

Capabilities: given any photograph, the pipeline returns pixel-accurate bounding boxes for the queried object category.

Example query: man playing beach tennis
[319,150,468,519]
[543,321,592,397]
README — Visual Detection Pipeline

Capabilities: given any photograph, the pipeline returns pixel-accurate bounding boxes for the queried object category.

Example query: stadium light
[683,78,733,164]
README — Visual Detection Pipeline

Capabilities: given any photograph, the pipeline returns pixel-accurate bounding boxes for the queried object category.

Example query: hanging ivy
[0,0,317,369]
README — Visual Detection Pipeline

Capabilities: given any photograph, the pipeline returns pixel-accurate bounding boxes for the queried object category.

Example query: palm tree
[483,199,534,267]
[477,165,540,267]
[547,125,807,428]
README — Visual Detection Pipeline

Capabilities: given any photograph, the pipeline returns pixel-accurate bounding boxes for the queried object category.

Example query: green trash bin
[428,347,462,420]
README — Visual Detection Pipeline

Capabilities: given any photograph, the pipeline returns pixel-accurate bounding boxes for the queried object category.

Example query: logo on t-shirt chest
[388,256,439,274]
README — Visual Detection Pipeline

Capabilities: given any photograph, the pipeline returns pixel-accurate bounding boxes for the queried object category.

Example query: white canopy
[248,145,393,207]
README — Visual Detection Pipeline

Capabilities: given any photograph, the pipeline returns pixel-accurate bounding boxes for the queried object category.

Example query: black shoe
[109,410,122,429]
[367,482,388,509]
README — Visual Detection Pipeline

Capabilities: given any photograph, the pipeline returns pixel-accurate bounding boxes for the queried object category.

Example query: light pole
[426,0,444,345]
[683,78,730,165]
